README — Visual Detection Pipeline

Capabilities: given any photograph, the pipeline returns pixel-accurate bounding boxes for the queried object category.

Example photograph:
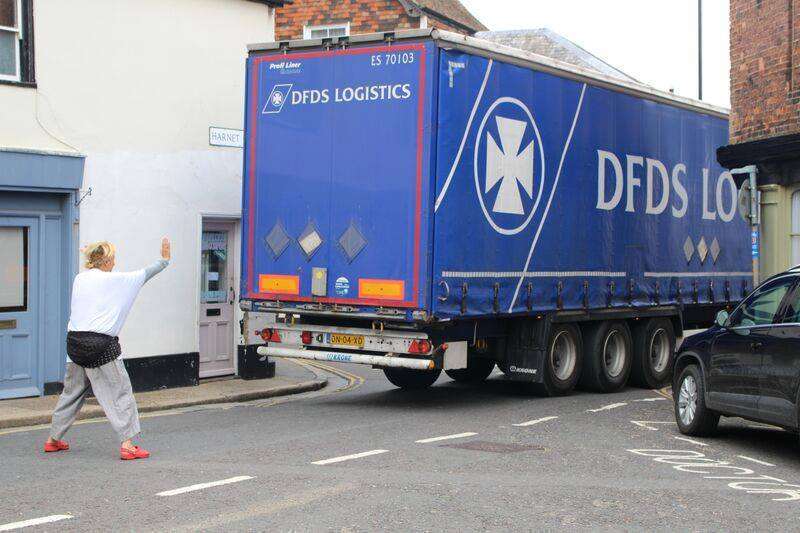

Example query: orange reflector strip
[259,274,300,295]
[358,279,405,300]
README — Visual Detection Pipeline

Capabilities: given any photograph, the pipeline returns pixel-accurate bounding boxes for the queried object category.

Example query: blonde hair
[83,241,116,269]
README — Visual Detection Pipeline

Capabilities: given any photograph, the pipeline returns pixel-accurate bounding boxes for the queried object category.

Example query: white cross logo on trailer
[485,116,535,215]
[263,84,293,114]
[474,97,546,235]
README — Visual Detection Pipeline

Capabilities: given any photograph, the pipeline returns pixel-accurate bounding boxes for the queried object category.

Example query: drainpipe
[730,165,759,286]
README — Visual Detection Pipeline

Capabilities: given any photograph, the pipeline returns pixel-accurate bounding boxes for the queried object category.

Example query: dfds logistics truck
[241,30,751,395]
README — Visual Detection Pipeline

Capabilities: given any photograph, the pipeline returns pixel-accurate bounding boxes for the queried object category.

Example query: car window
[729,276,795,327]
[781,284,800,324]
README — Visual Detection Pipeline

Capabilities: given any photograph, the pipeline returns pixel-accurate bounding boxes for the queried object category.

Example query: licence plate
[329,334,364,348]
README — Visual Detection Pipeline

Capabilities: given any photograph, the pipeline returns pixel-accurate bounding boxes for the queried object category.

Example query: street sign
[209,127,243,148]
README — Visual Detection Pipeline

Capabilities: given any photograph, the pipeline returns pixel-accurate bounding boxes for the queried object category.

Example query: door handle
[751,341,763,350]
[229,287,235,305]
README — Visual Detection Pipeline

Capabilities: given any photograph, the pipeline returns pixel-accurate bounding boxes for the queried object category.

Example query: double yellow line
[291,360,364,394]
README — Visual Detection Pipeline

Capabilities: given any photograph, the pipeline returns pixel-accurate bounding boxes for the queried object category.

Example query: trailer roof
[248,28,729,119]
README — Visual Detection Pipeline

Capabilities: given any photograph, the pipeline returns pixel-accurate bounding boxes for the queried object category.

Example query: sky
[460,0,730,108]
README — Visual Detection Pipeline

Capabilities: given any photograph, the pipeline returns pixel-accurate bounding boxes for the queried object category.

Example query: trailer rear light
[259,328,282,343]
[301,330,313,345]
[408,339,432,355]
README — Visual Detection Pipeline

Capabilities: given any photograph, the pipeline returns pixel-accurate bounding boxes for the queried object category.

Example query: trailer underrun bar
[257,346,435,370]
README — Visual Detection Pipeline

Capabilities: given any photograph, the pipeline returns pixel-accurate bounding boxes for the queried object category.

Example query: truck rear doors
[242,42,436,312]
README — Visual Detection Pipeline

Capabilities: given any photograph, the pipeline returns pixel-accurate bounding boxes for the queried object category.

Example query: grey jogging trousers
[50,359,141,443]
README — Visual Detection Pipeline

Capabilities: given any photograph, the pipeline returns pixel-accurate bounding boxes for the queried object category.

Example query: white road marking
[632,397,667,402]
[415,432,478,444]
[673,436,708,447]
[631,420,675,431]
[157,476,254,497]
[0,515,72,531]
[312,449,389,465]
[587,402,628,413]
[738,455,776,467]
[513,416,558,427]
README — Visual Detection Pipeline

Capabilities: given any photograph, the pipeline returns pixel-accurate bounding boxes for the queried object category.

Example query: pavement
[0,362,327,430]
[1,360,799,531]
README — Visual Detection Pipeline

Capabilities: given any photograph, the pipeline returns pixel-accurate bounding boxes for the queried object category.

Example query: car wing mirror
[715,310,730,328]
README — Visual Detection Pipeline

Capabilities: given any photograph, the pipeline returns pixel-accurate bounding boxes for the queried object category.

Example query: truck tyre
[532,323,582,396]
[630,318,675,389]
[445,357,496,383]
[383,367,442,390]
[674,364,719,436]
[579,321,633,393]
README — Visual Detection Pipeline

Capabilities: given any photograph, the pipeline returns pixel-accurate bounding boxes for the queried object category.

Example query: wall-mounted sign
[209,127,244,148]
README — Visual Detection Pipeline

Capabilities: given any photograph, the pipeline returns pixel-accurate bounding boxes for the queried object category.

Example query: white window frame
[303,22,350,40]
[791,189,800,266]
[0,0,22,82]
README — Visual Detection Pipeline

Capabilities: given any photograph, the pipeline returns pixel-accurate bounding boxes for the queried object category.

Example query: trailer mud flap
[503,318,548,382]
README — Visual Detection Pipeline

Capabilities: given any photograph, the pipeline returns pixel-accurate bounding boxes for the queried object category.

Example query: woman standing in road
[45,237,171,460]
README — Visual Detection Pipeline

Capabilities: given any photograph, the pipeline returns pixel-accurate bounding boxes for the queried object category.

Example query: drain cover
[442,441,544,453]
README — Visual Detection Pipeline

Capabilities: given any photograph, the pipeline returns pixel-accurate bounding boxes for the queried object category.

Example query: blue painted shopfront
[0,149,84,399]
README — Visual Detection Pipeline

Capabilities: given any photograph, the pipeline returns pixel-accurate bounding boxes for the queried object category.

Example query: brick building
[717,0,800,279]
[274,0,486,41]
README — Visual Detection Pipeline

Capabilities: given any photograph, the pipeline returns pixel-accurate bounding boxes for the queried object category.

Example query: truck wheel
[674,364,719,436]
[383,367,442,390]
[445,357,496,383]
[579,321,632,393]
[532,323,582,396]
[630,318,675,389]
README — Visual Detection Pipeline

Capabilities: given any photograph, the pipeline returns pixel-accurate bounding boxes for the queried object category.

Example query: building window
[303,22,350,40]
[0,0,33,83]
[792,190,800,266]
[0,226,28,312]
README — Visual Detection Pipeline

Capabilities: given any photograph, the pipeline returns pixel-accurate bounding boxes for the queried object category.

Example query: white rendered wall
[5,0,275,358]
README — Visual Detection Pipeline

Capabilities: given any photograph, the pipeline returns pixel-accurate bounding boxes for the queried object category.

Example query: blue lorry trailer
[242,29,751,394]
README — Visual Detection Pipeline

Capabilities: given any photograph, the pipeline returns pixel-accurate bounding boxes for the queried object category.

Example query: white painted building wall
[1,0,275,361]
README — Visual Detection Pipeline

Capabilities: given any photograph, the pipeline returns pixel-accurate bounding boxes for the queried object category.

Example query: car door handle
[751,341,763,350]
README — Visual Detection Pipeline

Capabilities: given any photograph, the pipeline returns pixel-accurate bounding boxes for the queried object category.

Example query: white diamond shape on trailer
[683,236,695,263]
[710,237,721,264]
[697,237,708,264]
[298,221,323,259]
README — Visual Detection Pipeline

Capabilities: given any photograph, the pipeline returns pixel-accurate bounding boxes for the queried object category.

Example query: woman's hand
[161,237,171,261]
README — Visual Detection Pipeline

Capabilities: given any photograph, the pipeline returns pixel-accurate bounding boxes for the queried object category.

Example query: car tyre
[674,364,719,436]
[384,367,442,390]
[630,318,676,389]
[531,323,582,397]
[579,321,633,393]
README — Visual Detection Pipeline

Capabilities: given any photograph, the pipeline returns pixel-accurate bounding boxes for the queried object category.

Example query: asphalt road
[2,360,800,532]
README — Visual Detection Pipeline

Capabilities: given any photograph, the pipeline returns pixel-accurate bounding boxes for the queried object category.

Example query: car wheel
[532,323,582,396]
[384,367,442,390]
[674,364,719,436]
[630,318,676,389]
[579,321,633,393]
[445,357,496,383]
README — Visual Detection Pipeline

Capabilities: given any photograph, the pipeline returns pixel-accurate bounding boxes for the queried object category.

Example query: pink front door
[199,221,236,378]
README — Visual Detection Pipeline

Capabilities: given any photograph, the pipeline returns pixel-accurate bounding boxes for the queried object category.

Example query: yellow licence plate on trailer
[329,334,365,348]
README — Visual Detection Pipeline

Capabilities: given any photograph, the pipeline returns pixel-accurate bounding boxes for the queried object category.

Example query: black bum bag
[66,331,122,368]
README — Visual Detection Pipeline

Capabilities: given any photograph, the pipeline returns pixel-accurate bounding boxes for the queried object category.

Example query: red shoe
[44,439,69,453]
[120,445,150,460]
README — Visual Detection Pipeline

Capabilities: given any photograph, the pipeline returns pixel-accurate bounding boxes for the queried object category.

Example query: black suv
[674,269,800,437]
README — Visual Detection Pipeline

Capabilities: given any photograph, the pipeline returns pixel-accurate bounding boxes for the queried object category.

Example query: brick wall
[274,0,468,42]
[275,0,416,41]
[730,0,800,144]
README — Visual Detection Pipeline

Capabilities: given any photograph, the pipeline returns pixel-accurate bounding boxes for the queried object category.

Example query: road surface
[1,361,799,531]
